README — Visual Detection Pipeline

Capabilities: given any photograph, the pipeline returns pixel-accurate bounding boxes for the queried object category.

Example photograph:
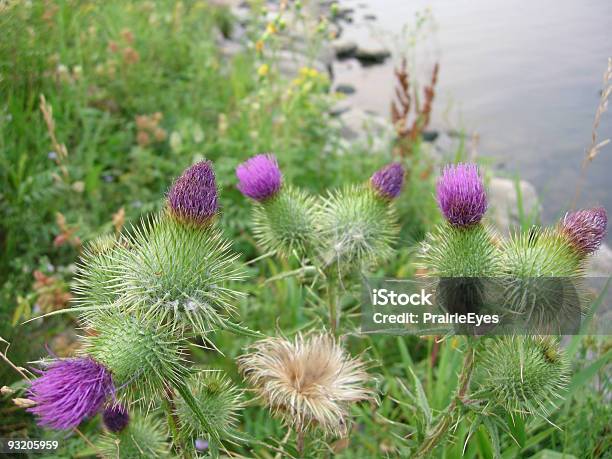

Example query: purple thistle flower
[370,162,405,199]
[236,154,282,201]
[561,207,607,255]
[102,404,130,433]
[167,161,219,226]
[28,357,114,430]
[436,163,487,227]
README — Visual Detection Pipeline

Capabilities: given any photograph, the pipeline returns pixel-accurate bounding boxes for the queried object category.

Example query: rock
[329,98,352,116]
[422,130,439,143]
[364,13,377,21]
[587,243,612,276]
[331,39,357,59]
[487,177,541,235]
[338,108,395,151]
[355,44,391,64]
[335,83,356,95]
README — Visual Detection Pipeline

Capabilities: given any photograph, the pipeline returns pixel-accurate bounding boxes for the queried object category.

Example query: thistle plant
[102,404,130,433]
[236,153,316,258]
[421,163,500,277]
[176,372,245,447]
[317,162,404,272]
[238,333,371,454]
[27,357,114,430]
[474,336,570,418]
[238,155,405,335]
[413,162,607,457]
[97,412,171,459]
[24,160,253,456]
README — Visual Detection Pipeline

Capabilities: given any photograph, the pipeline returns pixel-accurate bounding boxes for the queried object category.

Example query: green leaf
[409,367,432,427]
[506,414,526,448]
[567,350,611,395]
[527,449,577,459]
[482,417,501,459]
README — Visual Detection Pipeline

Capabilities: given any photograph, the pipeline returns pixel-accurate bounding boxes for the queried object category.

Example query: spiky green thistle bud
[317,186,399,271]
[475,336,569,418]
[251,185,317,258]
[73,234,124,308]
[420,223,501,277]
[82,310,190,403]
[117,212,245,335]
[97,413,170,459]
[176,372,244,446]
[502,227,584,278]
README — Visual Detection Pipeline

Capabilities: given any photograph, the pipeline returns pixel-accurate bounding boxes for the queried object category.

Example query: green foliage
[252,185,317,258]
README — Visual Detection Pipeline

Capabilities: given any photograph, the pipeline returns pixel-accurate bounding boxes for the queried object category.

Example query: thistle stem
[326,280,338,336]
[163,385,187,459]
[413,340,476,459]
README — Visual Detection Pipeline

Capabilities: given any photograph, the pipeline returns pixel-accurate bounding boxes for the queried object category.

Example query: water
[333,0,612,228]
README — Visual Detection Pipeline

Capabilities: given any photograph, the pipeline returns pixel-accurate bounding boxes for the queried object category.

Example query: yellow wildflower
[257,64,269,77]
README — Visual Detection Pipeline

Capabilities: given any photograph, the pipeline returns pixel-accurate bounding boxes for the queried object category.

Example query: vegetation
[0,1,609,458]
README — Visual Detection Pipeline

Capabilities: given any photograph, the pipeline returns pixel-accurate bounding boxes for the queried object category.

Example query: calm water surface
[334,0,612,227]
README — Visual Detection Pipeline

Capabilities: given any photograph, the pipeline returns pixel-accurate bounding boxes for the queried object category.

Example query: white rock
[331,39,357,58]
[587,243,612,276]
[487,177,541,235]
[355,44,391,64]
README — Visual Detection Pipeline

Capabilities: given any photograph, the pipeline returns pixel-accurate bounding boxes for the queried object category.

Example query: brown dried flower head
[238,334,372,436]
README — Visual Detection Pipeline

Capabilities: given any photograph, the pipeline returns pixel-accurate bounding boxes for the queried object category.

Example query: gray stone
[329,98,352,116]
[338,108,395,151]
[355,44,391,64]
[335,83,356,95]
[487,177,541,235]
[587,243,612,276]
[331,39,357,58]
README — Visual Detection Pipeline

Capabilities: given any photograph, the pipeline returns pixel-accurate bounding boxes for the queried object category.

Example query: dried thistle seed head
[82,310,190,403]
[420,223,501,277]
[97,413,170,459]
[102,404,130,433]
[167,161,219,227]
[251,185,316,258]
[317,186,399,272]
[370,162,405,200]
[560,207,607,256]
[236,153,282,201]
[436,163,487,227]
[118,213,245,335]
[176,372,244,445]
[238,334,371,437]
[476,336,569,418]
[28,357,114,430]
